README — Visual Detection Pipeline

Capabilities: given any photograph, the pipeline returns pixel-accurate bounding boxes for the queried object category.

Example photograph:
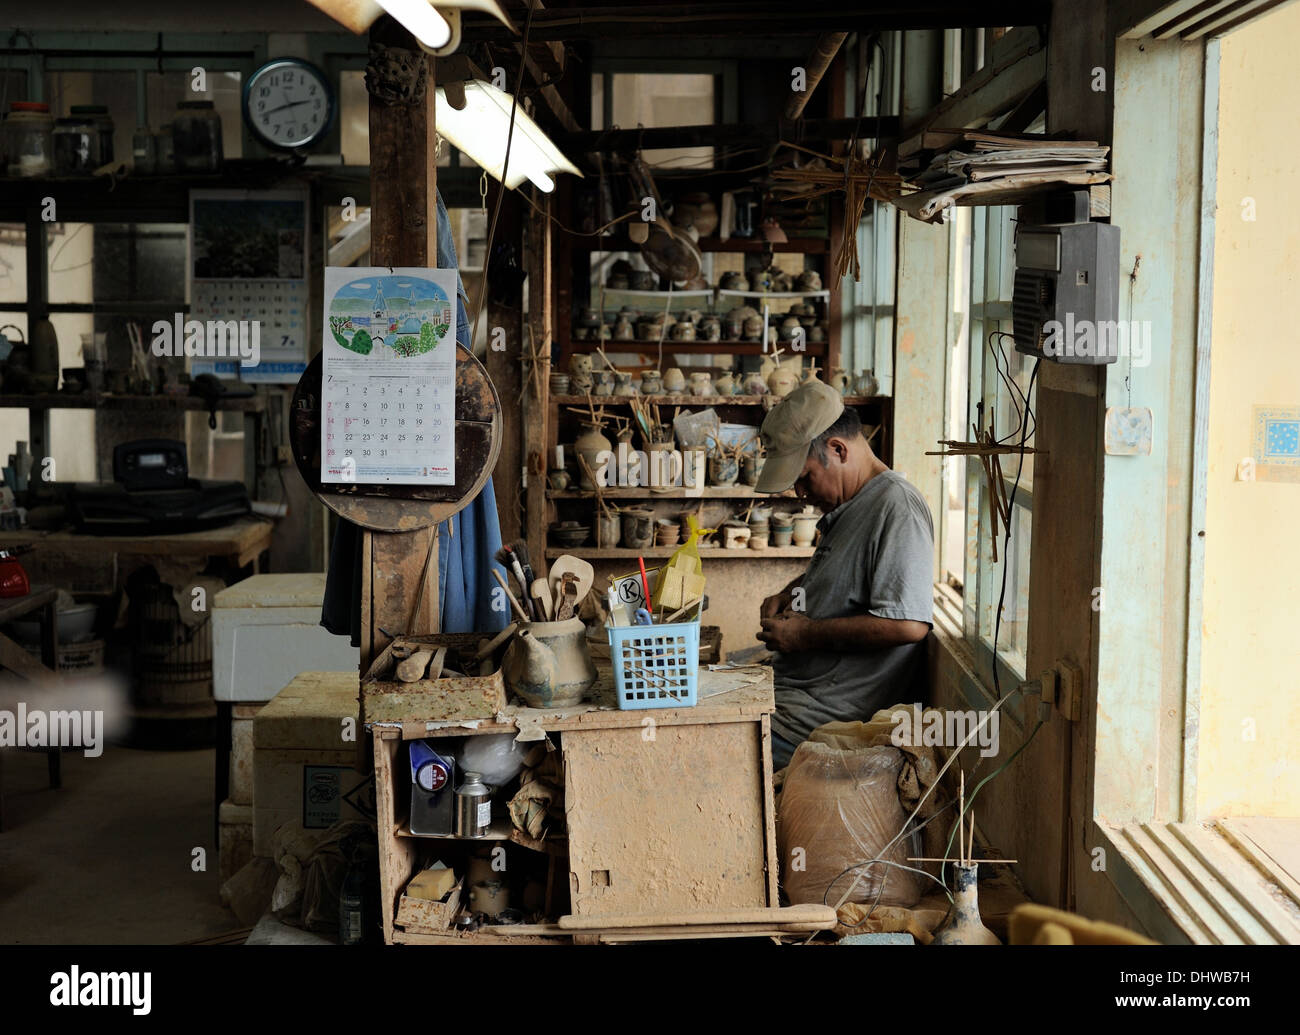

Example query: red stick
[638,556,653,617]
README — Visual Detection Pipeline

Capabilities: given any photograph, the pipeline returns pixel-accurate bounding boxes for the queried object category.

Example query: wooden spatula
[554,573,580,621]
[531,578,555,622]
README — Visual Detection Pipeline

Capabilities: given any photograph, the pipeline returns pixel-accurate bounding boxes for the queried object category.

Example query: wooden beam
[899,27,1046,144]
[466,2,1052,41]
[564,115,901,155]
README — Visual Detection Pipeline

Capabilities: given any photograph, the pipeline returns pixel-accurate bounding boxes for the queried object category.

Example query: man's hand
[760,588,792,620]
[758,611,814,653]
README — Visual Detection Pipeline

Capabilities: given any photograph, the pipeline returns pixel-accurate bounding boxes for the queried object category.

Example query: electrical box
[1012,221,1121,364]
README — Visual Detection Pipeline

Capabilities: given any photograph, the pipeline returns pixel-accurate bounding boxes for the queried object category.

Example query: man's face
[791,448,841,510]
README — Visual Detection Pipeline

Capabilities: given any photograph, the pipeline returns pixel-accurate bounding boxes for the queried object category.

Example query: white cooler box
[213,574,358,703]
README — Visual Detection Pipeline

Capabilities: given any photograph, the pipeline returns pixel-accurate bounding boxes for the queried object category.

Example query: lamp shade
[302,0,515,36]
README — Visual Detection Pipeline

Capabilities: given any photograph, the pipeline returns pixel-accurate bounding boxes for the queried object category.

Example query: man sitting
[754,381,935,769]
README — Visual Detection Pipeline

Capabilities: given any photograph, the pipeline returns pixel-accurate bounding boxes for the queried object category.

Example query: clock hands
[263,97,313,116]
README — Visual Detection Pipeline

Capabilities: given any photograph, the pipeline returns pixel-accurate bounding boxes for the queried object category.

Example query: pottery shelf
[552,394,888,407]
[547,487,791,500]
[543,545,817,560]
[560,336,830,357]
[572,236,830,254]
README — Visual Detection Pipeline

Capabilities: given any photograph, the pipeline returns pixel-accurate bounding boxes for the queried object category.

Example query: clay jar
[708,451,739,486]
[741,315,764,341]
[791,507,820,547]
[670,321,696,342]
[855,369,879,396]
[829,367,851,395]
[575,423,611,489]
[931,863,1000,945]
[662,367,686,394]
[640,370,663,395]
[569,353,593,379]
[621,507,655,550]
[596,508,621,547]
[613,372,638,397]
[713,371,735,396]
[741,454,766,486]
[767,365,799,398]
[688,372,715,397]
[501,619,597,708]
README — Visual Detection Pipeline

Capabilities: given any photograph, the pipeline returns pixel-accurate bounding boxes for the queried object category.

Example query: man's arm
[758,611,928,652]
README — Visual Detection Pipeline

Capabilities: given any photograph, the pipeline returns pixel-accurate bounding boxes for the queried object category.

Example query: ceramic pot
[808,325,827,343]
[578,306,601,328]
[741,454,766,486]
[791,507,820,547]
[699,316,722,342]
[796,270,823,292]
[674,192,718,237]
[742,315,764,341]
[855,369,879,396]
[641,370,663,396]
[662,367,686,394]
[570,372,594,395]
[670,321,696,342]
[829,368,851,395]
[709,452,739,486]
[593,372,614,397]
[613,372,638,397]
[688,372,715,397]
[648,441,680,488]
[747,268,772,293]
[575,423,612,490]
[931,864,1001,945]
[621,507,655,550]
[714,372,735,396]
[779,315,802,341]
[637,320,661,341]
[767,366,799,398]
[548,469,571,491]
[655,519,681,547]
[502,619,597,708]
[681,447,707,488]
[742,372,769,396]
[549,372,571,395]
[719,271,747,292]
[569,354,593,379]
[596,509,622,548]
[748,534,769,551]
[770,526,794,547]
[613,317,636,341]
[628,269,655,291]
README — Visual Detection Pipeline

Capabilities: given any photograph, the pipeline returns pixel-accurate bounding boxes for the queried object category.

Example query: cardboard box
[252,672,367,856]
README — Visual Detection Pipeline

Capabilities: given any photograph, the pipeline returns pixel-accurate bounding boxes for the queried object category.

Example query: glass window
[591,72,715,169]
[945,203,1036,685]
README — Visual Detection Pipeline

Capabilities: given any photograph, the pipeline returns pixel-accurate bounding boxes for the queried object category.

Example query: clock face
[244,59,332,151]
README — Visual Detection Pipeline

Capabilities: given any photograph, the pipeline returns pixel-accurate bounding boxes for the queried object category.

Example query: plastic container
[607,618,700,709]
[5,102,53,177]
[172,100,222,172]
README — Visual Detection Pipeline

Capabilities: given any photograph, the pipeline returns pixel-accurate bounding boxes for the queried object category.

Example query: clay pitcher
[931,863,1001,945]
[501,619,596,708]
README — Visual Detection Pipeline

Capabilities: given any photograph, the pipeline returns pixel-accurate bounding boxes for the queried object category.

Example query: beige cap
[755,380,846,493]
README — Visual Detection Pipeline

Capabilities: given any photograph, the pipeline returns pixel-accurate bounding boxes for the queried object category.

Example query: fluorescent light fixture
[374,0,451,48]
[435,80,581,193]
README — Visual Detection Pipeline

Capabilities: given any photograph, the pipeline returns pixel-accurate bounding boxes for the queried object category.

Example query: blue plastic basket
[606,618,700,709]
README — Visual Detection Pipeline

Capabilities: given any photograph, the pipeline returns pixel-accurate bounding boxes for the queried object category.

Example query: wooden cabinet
[370,667,783,943]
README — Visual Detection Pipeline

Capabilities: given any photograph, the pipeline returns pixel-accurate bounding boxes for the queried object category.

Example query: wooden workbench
[369,666,786,944]
[0,518,274,594]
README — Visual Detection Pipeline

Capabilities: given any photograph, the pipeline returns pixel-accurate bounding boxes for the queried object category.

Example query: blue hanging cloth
[322,189,508,640]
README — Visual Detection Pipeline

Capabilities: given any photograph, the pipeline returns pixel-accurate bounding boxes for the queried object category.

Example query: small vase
[575,423,612,490]
[931,863,1000,945]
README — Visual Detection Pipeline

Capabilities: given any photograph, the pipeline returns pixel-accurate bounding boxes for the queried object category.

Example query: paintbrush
[495,544,537,620]
[510,538,541,593]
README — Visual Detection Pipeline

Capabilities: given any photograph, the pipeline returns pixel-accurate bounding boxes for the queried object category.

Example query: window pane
[597,73,714,169]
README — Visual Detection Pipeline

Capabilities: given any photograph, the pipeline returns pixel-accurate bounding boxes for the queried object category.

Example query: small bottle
[455,771,492,838]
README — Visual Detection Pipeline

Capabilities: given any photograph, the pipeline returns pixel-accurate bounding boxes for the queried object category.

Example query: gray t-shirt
[771,471,934,744]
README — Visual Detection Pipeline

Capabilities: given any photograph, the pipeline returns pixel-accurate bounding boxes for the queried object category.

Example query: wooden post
[361,20,442,671]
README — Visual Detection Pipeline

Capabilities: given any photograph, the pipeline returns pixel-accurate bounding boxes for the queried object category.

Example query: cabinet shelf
[564,339,829,356]
[543,545,815,560]
[548,486,789,500]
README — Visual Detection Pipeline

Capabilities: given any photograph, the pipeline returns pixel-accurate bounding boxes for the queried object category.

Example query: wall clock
[243,58,334,152]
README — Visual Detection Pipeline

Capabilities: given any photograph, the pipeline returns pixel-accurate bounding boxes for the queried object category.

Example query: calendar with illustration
[320,267,458,485]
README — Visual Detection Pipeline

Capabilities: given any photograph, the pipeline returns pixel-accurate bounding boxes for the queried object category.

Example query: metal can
[455,770,492,838]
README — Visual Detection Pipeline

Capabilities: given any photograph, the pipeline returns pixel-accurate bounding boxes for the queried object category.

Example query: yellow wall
[1200,6,1300,816]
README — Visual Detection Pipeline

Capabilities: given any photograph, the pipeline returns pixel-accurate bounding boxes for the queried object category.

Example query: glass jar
[155,124,175,173]
[69,104,113,162]
[131,127,157,175]
[53,115,99,176]
[172,101,222,173]
[5,102,53,177]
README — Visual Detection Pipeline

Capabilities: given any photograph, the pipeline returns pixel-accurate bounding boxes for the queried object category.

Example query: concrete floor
[0,744,241,944]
